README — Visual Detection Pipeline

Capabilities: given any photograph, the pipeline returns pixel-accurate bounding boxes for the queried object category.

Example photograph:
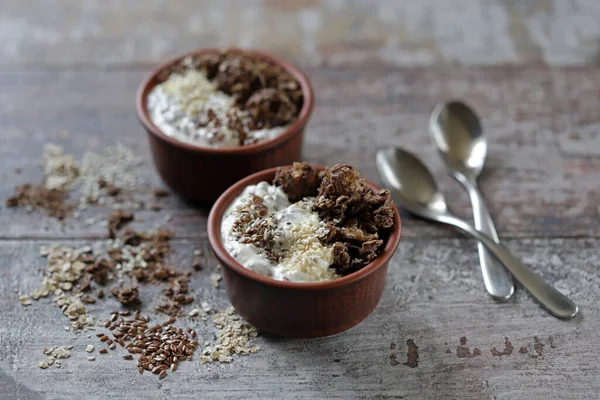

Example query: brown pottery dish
[207,166,402,338]
[136,48,314,205]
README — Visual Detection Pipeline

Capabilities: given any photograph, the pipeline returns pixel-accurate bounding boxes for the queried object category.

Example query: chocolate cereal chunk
[214,56,260,104]
[273,162,323,202]
[332,242,351,270]
[86,258,114,285]
[111,285,139,306]
[245,88,297,128]
[107,210,134,238]
[192,52,225,79]
[318,164,364,200]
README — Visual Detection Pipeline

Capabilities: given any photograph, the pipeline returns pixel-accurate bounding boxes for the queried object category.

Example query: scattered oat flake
[18,295,32,306]
[38,345,71,369]
[201,307,259,364]
[86,344,94,353]
[210,273,222,288]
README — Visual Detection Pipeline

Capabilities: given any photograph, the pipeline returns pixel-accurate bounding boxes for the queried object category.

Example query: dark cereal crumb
[152,188,169,198]
[111,286,140,306]
[6,184,73,220]
[490,338,514,357]
[98,178,121,197]
[107,210,134,239]
[245,88,297,129]
[273,162,322,202]
[403,339,419,368]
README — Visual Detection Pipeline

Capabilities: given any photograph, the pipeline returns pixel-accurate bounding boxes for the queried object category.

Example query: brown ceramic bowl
[207,166,401,338]
[136,48,314,205]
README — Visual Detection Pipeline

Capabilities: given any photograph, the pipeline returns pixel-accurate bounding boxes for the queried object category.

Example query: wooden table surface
[2,1,600,399]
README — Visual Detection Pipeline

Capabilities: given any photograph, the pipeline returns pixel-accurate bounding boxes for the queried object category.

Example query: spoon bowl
[376,148,447,219]
[430,101,486,181]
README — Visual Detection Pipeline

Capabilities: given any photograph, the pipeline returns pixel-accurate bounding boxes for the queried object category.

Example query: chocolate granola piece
[86,258,114,285]
[318,164,364,200]
[273,162,323,202]
[192,52,225,79]
[245,88,297,128]
[337,226,379,243]
[314,195,350,222]
[331,242,351,270]
[111,286,139,306]
[108,210,134,239]
[156,63,187,83]
[359,239,384,263]
[155,299,183,317]
[311,164,395,273]
[121,228,145,246]
[214,56,261,104]
[153,265,179,282]
[152,188,169,198]
[98,178,121,197]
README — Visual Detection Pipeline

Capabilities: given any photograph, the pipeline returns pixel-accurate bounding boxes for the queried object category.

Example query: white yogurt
[221,182,337,282]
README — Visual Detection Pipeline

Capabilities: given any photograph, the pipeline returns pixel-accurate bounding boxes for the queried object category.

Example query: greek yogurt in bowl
[221,182,337,282]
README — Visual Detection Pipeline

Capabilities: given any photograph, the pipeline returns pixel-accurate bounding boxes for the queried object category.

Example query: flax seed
[100,335,109,342]
[99,348,108,354]
[123,354,133,360]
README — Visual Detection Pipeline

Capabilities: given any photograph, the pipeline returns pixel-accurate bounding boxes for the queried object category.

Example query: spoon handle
[438,214,579,319]
[461,179,514,301]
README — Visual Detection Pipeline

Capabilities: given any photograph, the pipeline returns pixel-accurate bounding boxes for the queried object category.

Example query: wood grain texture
[1,238,599,400]
[2,0,600,68]
[1,67,599,239]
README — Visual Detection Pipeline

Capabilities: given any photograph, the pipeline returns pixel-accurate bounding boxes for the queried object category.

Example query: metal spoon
[375,147,578,319]
[429,101,514,301]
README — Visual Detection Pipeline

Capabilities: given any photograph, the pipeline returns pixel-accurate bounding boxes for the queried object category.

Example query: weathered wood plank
[1,238,598,399]
[2,0,600,68]
[1,67,599,239]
